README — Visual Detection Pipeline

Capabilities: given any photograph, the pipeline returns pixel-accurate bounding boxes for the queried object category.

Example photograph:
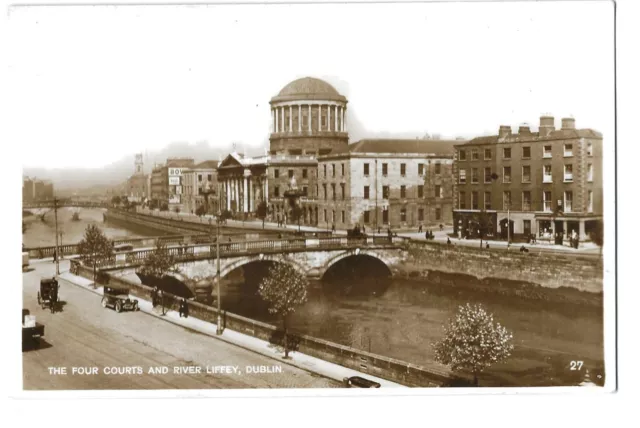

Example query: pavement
[54,264,405,389]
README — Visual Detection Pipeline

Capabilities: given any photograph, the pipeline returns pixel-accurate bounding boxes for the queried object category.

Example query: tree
[77,224,114,284]
[258,262,308,359]
[290,205,303,232]
[195,205,206,217]
[256,201,268,229]
[139,242,177,279]
[432,303,514,386]
[111,195,121,206]
[589,220,604,256]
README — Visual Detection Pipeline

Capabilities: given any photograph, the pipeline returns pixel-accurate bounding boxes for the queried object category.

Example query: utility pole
[375,159,378,234]
[216,193,222,335]
[54,197,60,275]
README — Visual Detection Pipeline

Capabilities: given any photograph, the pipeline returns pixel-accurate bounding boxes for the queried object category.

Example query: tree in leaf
[256,201,268,229]
[139,242,176,279]
[432,303,514,386]
[258,262,308,359]
[195,205,206,217]
[589,220,604,257]
[111,195,121,206]
[77,224,114,284]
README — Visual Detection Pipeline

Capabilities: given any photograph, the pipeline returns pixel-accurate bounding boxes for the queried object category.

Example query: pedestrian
[520,245,529,253]
[447,237,452,245]
[378,226,381,234]
[179,298,189,318]
[362,224,366,234]
[332,223,336,232]
[152,286,159,307]
[439,224,443,231]
[425,231,429,240]
[418,224,423,233]
[486,242,490,249]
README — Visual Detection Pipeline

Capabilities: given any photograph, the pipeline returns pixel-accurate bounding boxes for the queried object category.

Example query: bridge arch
[219,254,308,279]
[320,249,394,280]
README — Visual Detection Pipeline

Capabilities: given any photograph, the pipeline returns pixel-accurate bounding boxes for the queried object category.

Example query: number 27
[570,360,583,371]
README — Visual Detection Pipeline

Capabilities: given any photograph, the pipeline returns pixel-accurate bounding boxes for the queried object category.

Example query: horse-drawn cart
[37,278,59,313]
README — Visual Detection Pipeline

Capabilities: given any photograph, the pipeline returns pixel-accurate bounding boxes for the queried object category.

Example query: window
[543,191,552,212]
[588,191,593,213]
[364,210,370,223]
[341,164,345,176]
[503,148,511,159]
[324,209,327,222]
[484,191,492,210]
[332,164,336,177]
[341,211,345,223]
[322,117,326,127]
[418,185,424,198]
[435,185,442,198]
[459,191,466,209]
[340,183,345,200]
[400,163,406,176]
[471,149,479,160]
[588,163,593,182]
[288,169,294,179]
[418,163,424,175]
[382,185,390,199]
[522,146,531,159]
[418,208,424,222]
[471,191,479,210]
[484,167,492,183]
[435,163,441,175]
[400,208,407,222]
[435,208,441,220]
[323,165,327,177]
[522,191,531,211]
[564,191,573,212]
[400,185,406,198]
[382,209,389,224]
[331,184,336,200]
[459,169,467,184]
[522,165,531,183]
[303,169,308,179]
[543,145,552,158]
[503,166,511,183]
[382,163,388,176]
[459,150,467,161]
[274,186,280,197]
[302,186,308,196]
[564,144,573,157]
[564,164,573,182]
[364,186,370,199]
[363,163,369,176]
[198,174,202,182]
[207,174,212,181]
[503,191,511,210]
[484,149,492,160]
[543,164,553,183]
[322,184,327,199]
[587,142,593,156]
[471,168,479,184]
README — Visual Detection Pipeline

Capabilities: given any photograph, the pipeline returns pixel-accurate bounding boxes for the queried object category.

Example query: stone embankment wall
[69,259,456,387]
[400,241,603,294]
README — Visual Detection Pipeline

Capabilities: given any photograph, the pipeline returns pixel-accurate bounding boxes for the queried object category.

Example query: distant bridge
[23,200,108,209]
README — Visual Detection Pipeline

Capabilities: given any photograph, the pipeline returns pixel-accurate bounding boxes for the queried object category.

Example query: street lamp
[209,211,223,335]
[53,197,60,275]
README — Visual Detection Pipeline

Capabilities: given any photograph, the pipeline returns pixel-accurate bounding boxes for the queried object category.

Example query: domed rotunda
[269,77,349,156]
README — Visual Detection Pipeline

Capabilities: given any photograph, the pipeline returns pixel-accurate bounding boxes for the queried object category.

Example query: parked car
[343,376,381,388]
[101,285,139,312]
[22,309,45,351]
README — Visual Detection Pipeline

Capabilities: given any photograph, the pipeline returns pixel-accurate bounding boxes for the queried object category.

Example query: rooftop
[321,138,461,158]
[271,76,347,103]
[461,128,602,146]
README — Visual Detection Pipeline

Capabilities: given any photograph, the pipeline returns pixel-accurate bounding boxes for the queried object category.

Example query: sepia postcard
[10,0,616,399]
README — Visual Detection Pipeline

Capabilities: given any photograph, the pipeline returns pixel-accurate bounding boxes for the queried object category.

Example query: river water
[24,211,604,387]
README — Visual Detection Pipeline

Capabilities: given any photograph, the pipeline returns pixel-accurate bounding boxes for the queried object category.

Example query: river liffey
[222,261,604,387]
[22,207,160,248]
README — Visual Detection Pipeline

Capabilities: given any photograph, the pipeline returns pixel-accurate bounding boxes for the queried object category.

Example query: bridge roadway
[23,260,339,390]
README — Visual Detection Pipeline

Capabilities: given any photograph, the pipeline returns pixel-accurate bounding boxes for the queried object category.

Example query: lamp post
[209,210,223,335]
[58,230,64,260]
[53,197,60,275]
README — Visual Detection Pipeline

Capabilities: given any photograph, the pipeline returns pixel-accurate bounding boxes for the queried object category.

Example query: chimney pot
[561,117,576,130]
[539,115,555,137]
[498,125,511,139]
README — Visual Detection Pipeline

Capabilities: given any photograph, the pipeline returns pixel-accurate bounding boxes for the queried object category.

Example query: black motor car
[101,286,139,312]
[343,376,381,388]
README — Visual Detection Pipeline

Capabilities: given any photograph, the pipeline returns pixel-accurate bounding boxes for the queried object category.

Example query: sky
[9,1,615,170]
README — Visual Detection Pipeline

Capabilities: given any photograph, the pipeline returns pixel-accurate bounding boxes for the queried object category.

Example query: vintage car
[343,376,381,388]
[38,278,59,313]
[101,285,139,312]
[22,309,45,350]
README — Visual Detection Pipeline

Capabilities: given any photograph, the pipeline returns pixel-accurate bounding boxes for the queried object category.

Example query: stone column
[335,105,338,131]
[289,105,292,132]
[298,104,301,132]
[318,104,322,131]
[274,108,278,133]
[243,170,250,213]
[343,108,347,132]
[271,108,274,133]
[308,105,312,133]
[265,175,269,204]
[226,180,231,211]
[563,220,568,239]
[328,104,331,131]
[281,107,285,132]
[579,219,586,240]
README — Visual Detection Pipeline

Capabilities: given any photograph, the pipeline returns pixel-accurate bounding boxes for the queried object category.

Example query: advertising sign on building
[168,168,183,177]
[169,176,180,185]
[169,195,181,204]
[175,186,182,195]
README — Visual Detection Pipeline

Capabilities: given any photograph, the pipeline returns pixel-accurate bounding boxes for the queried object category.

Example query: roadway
[22,260,339,390]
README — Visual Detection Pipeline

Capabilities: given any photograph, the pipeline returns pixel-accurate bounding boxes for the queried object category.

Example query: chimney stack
[518,124,531,135]
[561,117,576,130]
[539,115,555,137]
[498,125,511,139]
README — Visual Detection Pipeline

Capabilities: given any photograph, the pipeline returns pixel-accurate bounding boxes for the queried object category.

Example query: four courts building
[217,77,457,230]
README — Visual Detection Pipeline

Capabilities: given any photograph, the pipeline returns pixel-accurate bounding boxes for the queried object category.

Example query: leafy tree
[195,205,207,217]
[256,201,268,229]
[432,303,514,386]
[139,242,177,279]
[111,195,121,205]
[77,224,114,284]
[589,220,604,256]
[258,262,308,359]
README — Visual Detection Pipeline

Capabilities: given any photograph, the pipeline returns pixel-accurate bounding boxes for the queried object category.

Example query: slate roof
[194,160,219,169]
[462,128,603,146]
[326,138,462,157]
